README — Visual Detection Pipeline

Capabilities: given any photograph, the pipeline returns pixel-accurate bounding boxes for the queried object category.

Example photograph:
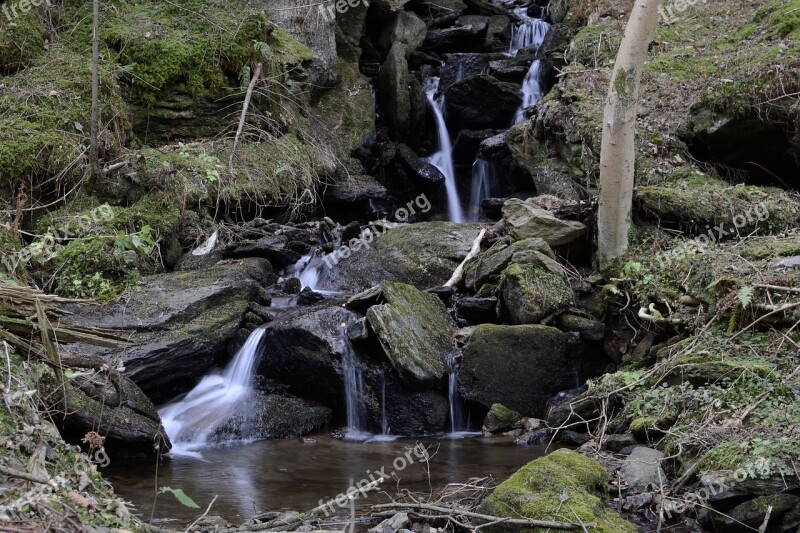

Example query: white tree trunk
[596,0,663,267]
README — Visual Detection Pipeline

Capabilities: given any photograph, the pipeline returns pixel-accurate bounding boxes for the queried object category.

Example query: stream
[104,436,552,525]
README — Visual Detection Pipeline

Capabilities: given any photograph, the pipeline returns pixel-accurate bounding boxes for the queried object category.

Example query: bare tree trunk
[90,0,100,181]
[596,0,663,267]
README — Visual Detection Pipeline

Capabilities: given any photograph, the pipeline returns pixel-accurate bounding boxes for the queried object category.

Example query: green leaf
[74,121,84,133]
[737,286,753,308]
[159,487,200,508]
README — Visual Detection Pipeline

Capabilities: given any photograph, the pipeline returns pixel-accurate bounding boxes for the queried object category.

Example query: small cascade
[446,351,466,434]
[380,371,389,436]
[468,158,499,221]
[340,321,369,440]
[513,59,543,124]
[160,328,267,455]
[423,77,465,223]
[509,7,550,57]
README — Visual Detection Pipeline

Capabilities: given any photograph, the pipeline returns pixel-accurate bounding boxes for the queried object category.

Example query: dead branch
[445,229,486,288]
[229,63,264,170]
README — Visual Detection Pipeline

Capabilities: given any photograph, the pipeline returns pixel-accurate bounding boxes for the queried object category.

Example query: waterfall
[423,77,465,223]
[509,7,550,57]
[468,158,498,221]
[160,328,267,456]
[513,59,543,124]
[446,351,466,434]
[340,322,369,439]
[380,371,389,435]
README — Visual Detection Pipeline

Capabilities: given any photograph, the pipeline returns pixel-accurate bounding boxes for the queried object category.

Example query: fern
[253,40,274,60]
[737,286,754,308]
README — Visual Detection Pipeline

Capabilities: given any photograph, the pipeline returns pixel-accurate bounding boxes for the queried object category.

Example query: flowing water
[159,329,267,456]
[340,321,369,440]
[508,7,550,57]
[104,436,551,525]
[514,59,543,124]
[468,158,500,221]
[423,77,465,223]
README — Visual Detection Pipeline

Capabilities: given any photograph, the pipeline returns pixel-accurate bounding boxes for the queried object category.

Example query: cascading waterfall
[340,321,369,439]
[160,328,267,456]
[446,351,466,434]
[508,7,550,57]
[513,59,543,124]
[468,158,499,221]
[380,371,389,435]
[424,77,465,223]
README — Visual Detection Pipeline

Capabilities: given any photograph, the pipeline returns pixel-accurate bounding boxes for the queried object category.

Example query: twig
[445,229,486,288]
[229,63,264,170]
[731,301,800,340]
[2,340,11,391]
[370,502,588,530]
[0,464,50,485]
[758,505,772,533]
[183,495,218,533]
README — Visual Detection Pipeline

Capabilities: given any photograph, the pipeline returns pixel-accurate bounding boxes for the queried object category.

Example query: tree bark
[596,0,663,267]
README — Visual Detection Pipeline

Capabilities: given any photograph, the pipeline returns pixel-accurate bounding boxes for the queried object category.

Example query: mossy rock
[464,237,556,290]
[483,403,521,432]
[366,282,453,388]
[0,7,45,73]
[478,449,636,533]
[500,263,572,324]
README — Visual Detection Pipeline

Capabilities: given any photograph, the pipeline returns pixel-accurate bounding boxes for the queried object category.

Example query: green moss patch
[0,7,45,73]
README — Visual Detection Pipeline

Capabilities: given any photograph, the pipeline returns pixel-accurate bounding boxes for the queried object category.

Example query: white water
[446,352,466,434]
[509,7,550,57]
[513,59,543,124]
[423,77,465,223]
[468,158,498,221]
[160,328,267,456]
[340,322,369,440]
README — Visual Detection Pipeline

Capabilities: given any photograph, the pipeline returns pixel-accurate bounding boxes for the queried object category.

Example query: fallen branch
[0,464,50,485]
[229,62,263,170]
[445,229,486,288]
[731,301,800,340]
[370,502,589,530]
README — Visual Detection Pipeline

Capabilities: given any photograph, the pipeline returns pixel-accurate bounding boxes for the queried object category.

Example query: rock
[603,433,639,452]
[619,447,666,492]
[460,324,582,416]
[487,57,533,84]
[452,129,504,167]
[366,282,454,388]
[463,0,521,19]
[324,175,388,203]
[60,258,272,402]
[212,392,331,442]
[545,388,600,430]
[393,144,446,190]
[556,313,606,342]
[259,305,359,408]
[319,222,485,292]
[382,388,449,435]
[458,15,489,34]
[502,199,587,246]
[439,53,507,89]
[500,263,572,324]
[484,15,511,52]
[378,43,411,141]
[298,287,325,305]
[379,11,427,52]
[455,297,498,324]
[347,317,369,342]
[557,430,592,445]
[707,493,800,532]
[463,237,556,289]
[547,0,570,22]
[224,235,301,269]
[445,75,521,133]
[478,449,637,532]
[40,363,171,456]
[342,221,362,241]
[283,277,302,294]
[422,25,487,54]
[368,512,410,533]
[483,403,521,433]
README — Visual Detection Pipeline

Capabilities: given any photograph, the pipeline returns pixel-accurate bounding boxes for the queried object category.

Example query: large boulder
[422,25,488,54]
[40,363,171,457]
[258,305,358,409]
[445,75,521,132]
[502,199,587,246]
[379,11,428,52]
[500,263,572,324]
[319,222,484,292]
[463,237,556,290]
[459,324,583,417]
[478,449,637,532]
[378,43,411,141]
[366,282,454,388]
[212,392,331,442]
[60,258,272,402]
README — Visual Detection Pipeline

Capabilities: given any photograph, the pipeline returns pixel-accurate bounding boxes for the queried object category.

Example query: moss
[567,22,621,67]
[0,7,45,73]
[501,263,572,324]
[479,449,636,533]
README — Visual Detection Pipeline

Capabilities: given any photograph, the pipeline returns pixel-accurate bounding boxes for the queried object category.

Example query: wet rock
[259,305,359,408]
[460,324,581,416]
[706,493,800,532]
[319,222,484,292]
[283,277,302,294]
[347,317,369,342]
[439,52,506,89]
[378,43,411,141]
[515,427,552,445]
[224,235,302,270]
[603,433,638,452]
[40,363,170,456]
[502,198,587,246]
[366,282,454,389]
[213,392,331,441]
[487,57,533,83]
[423,25,487,54]
[379,11,427,52]
[478,449,636,532]
[297,287,325,305]
[445,75,521,132]
[393,144,446,190]
[60,258,272,402]
[455,297,498,324]
[484,15,511,52]
[324,175,388,203]
[483,403,521,433]
[381,388,449,436]
[557,430,592,446]
[619,447,666,492]
[500,263,572,324]
[452,128,504,167]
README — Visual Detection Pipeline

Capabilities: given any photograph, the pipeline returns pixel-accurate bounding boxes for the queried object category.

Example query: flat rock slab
[619,446,666,492]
